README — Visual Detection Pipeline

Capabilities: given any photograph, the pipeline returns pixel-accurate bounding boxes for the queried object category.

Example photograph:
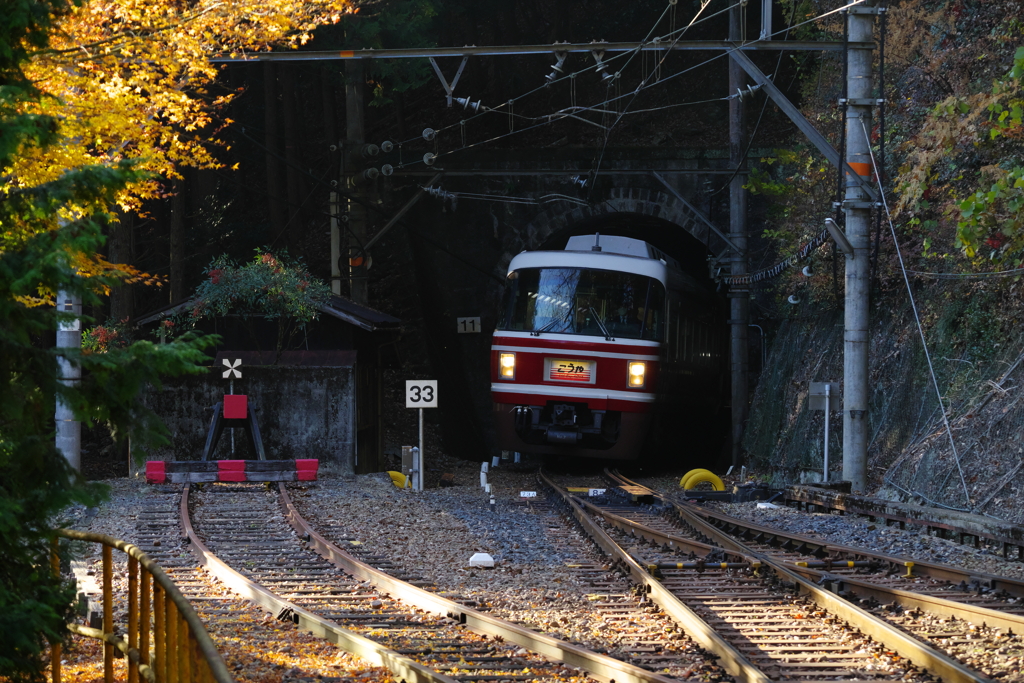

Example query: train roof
[564,234,681,270]
[506,235,685,286]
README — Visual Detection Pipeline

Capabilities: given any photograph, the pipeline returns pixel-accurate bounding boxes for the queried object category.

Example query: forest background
[67,0,1022,518]
[3,0,1024,675]
[12,0,1024,507]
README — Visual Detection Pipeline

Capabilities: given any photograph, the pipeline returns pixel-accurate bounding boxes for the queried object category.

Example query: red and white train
[490,234,725,460]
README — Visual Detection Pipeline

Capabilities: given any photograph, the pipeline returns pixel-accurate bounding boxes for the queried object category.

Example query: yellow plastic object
[679,468,714,489]
[387,471,408,489]
[682,470,725,492]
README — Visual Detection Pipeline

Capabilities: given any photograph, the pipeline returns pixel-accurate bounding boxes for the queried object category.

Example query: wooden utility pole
[842,2,880,492]
[281,65,307,245]
[108,213,134,322]
[728,3,750,468]
[346,59,369,305]
[169,175,186,303]
[264,63,287,237]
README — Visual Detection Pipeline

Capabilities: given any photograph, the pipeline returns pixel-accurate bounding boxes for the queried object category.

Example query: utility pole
[330,190,342,296]
[346,59,369,305]
[728,2,749,469]
[55,291,81,471]
[842,2,880,492]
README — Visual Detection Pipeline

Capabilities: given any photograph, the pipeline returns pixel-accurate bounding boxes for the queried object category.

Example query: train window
[497,268,665,340]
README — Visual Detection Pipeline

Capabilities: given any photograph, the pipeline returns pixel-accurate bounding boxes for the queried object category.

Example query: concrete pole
[330,190,342,296]
[728,4,750,468]
[55,291,82,471]
[842,3,877,492]
[345,59,369,305]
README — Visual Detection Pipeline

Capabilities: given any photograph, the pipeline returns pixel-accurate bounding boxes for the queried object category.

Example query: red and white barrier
[146,459,318,484]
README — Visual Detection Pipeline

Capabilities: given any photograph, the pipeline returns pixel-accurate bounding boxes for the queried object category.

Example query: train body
[490,234,725,460]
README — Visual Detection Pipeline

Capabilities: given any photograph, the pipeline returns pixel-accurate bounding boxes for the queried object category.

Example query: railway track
[119,468,1024,683]
[127,485,385,681]
[178,481,723,683]
[542,471,1024,682]
[607,472,1024,622]
[287,485,728,680]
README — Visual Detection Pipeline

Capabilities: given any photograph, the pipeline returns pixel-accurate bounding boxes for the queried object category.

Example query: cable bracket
[839,98,886,106]
[847,5,887,14]
[429,55,469,107]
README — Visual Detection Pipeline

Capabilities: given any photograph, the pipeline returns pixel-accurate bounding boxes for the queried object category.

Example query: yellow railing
[51,529,233,683]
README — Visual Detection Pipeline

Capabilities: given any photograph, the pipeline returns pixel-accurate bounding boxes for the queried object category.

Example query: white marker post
[222,359,242,454]
[405,380,438,492]
[810,382,841,483]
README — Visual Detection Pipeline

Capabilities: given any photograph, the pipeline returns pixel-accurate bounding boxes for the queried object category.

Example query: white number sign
[519,491,537,498]
[457,317,481,334]
[589,489,606,497]
[406,380,438,408]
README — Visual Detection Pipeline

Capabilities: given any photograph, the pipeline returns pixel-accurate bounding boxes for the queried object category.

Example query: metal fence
[51,529,233,683]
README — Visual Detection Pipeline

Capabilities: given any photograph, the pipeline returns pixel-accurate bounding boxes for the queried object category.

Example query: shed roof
[215,350,357,367]
[134,294,400,333]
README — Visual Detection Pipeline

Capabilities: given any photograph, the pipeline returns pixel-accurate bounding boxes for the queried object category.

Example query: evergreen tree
[0,2,217,680]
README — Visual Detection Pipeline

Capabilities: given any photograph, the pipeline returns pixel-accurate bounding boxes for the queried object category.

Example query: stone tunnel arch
[494,186,730,287]
[483,184,733,464]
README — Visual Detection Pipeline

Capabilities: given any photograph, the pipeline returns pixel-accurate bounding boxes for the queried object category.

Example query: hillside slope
[744,0,1024,519]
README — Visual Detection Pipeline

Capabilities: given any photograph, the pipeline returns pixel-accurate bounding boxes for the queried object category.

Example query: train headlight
[499,352,516,379]
[627,361,646,388]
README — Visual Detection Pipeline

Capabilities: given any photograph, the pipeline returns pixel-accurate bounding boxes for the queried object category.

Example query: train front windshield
[498,268,665,340]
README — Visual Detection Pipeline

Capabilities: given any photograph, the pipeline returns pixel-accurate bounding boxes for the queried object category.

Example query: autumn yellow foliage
[8,0,348,225]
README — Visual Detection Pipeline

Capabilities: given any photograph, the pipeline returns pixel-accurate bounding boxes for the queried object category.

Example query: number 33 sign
[406,380,438,408]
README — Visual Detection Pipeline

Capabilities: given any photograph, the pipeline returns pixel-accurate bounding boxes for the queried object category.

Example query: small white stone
[468,552,495,567]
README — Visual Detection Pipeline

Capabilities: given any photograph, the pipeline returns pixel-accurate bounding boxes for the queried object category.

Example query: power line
[861,117,971,506]
[391,1,871,172]
[907,268,1024,280]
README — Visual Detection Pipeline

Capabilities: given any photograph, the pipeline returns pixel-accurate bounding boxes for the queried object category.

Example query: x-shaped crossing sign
[222,358,242,379]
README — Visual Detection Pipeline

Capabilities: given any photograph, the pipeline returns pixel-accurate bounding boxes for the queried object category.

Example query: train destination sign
[547,358,595,383]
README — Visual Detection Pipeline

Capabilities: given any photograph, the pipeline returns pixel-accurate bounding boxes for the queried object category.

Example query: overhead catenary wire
[707,0,801,199]
[383,0,744,158]
[387,0,688,148]
[590,0,718,183]
[390,0,871,172]
[906,268,1024,280]
[229,1,880,239]
[421,185,589,208]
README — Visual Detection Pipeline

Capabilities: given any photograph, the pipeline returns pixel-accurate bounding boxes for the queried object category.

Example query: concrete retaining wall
[138,366,356,473]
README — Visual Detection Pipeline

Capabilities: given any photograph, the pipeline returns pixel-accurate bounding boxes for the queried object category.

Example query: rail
[275,483,678,683]
[601,472,995,683]
[592,476,1024,635]
[51,529,234,683]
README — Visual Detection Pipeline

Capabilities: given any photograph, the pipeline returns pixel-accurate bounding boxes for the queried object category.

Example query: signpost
[405,380,438,491]
[456,317,481,333]
[810,382,841,482]
[223,359,242,454]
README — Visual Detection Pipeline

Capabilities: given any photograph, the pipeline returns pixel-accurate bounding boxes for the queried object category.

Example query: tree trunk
[345,59,369,305]
[264,62,287,238]
[108,212,135,322]
[281,65,306,247]
[169,176,187,303]
[394,92,406,140]
[321,65,338,149]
